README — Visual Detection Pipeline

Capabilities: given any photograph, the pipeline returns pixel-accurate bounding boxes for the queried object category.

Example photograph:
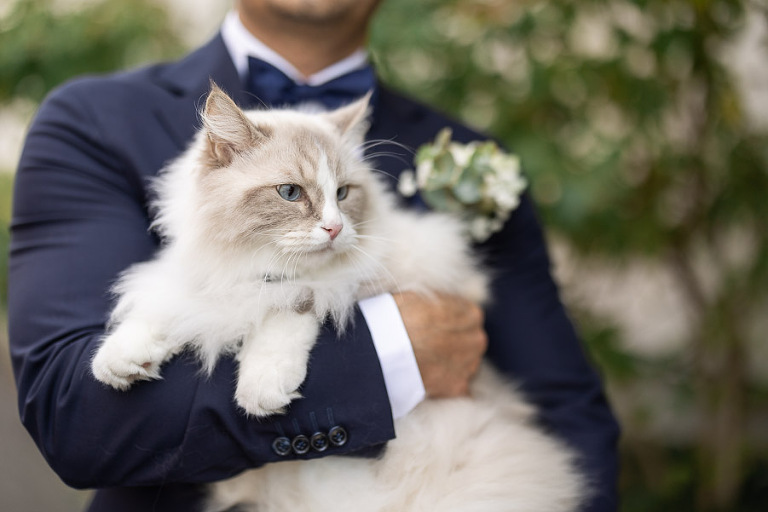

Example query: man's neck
[237,10,368,78]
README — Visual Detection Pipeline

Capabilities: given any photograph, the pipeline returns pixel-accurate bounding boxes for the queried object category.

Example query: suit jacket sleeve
[8,79,396,489]
[481,193,620,512]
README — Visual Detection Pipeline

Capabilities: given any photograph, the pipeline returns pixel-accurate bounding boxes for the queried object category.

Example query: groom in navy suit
[9,1,619,511]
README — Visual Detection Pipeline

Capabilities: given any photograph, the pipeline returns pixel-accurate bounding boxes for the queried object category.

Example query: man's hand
[392,292,487,398]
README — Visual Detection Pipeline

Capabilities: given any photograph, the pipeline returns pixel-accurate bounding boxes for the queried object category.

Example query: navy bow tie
[246,56,376,110]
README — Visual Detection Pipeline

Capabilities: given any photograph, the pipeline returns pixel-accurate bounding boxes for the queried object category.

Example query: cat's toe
[239,400,286,418]
[234,370,304,417]
[91,355,154,390]
[91,330,169,390]
[235,386,299,417]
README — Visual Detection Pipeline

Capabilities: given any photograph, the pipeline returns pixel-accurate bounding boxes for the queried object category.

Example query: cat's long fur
[91,86,587,510]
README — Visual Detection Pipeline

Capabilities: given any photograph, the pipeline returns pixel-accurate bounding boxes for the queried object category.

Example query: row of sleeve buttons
[272,426,348,457]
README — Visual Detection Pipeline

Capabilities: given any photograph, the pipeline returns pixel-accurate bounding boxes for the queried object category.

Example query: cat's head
[183,84,375,265]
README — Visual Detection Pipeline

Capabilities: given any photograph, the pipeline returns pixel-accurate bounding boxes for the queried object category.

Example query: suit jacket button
[310,432,329,452]
[272,436,292,456]
[292,434,310,455]
[328,426,348,447]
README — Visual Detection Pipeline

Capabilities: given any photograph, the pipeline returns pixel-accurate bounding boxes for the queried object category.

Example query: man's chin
[261,0,362,24]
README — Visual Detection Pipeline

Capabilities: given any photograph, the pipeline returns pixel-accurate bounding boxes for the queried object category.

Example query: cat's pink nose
[322,223,343,241]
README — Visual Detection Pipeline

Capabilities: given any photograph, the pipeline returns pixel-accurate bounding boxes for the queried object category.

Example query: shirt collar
[220,10,369,87]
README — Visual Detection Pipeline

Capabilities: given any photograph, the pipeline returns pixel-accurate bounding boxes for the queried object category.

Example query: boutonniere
[398,128,527,242]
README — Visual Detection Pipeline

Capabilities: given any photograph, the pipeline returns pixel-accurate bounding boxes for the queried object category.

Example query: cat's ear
[325,91,372,139]
[202,83,270,167]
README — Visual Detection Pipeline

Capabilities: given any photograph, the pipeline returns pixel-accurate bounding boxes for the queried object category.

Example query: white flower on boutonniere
[398,128,527,242]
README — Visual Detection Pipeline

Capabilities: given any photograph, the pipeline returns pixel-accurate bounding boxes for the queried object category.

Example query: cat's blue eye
[277,184,302,202]
[336,185,349,201]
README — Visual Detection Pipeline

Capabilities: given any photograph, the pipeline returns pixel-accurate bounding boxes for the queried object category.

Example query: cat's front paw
[235,359,307,417]
[91,323,170,390]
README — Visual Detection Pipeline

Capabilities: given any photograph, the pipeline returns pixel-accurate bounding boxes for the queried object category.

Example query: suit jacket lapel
[152,33,244,152]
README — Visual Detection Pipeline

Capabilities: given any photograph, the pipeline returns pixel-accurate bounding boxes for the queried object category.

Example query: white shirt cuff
[358,293,426,420]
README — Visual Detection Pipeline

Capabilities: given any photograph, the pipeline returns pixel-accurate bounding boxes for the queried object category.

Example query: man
[8,1,620,511]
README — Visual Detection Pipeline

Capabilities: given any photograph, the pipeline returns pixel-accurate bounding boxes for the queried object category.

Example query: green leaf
[452,166,484,204]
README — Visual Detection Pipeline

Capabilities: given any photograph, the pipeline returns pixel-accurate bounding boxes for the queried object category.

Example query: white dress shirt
[220,11,426,420]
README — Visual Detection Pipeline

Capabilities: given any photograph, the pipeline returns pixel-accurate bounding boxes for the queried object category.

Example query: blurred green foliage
[0,173,11,309]
[0,0,183,103]
[371,0,768,510]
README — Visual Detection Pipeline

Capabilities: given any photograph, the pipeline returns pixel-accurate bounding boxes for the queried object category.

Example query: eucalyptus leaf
[435,127,453,150]
[421,187,461,213]
[428,152,457,187]
[453,166,484,204]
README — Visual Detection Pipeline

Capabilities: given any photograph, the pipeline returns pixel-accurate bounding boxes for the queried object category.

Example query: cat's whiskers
[358,139,414,171]
[348,244,403,296]
[252,243,293,310]
[349,217,380,229]
[365,168,403,184]
[349,217,396,244]
[362,152,409,165]
[279,249,299,286]
[276,230,316,287]
[290,246,305,282]
[241,237,282,261]
[358,138,413,157]
[352,233,394,243]
[259,242,287,277]
[344,251,383,291]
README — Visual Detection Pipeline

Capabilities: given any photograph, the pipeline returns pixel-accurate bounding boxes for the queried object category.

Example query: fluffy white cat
[91,85,587,511]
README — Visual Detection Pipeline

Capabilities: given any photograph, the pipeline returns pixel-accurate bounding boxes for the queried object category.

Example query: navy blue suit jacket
[9,35,619,511]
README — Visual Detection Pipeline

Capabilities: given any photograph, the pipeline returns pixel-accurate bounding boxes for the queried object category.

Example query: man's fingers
[393,291,488,398]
